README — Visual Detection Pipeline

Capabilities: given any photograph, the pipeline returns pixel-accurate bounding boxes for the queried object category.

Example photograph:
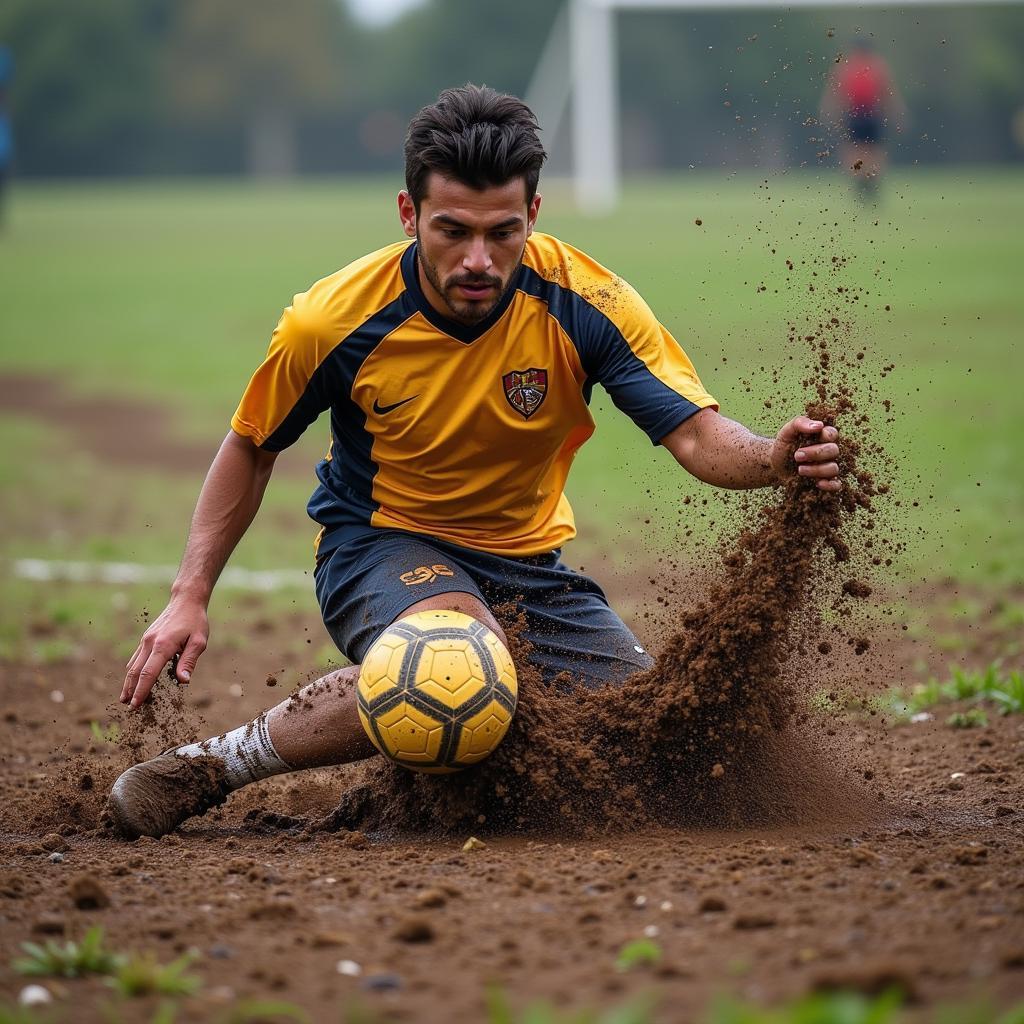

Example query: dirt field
[1,207,1023,1020]
[1,582,1023,1023]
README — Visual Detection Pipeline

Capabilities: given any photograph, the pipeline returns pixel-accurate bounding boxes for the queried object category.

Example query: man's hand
[771,416,841,492]
[661,408,842,491]
[117,429,278,709]
[121,596,209,708]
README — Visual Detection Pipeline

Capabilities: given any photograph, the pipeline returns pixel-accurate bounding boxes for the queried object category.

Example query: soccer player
[820,38,906,201]
[0,46,13,224]
[108,85,842,839]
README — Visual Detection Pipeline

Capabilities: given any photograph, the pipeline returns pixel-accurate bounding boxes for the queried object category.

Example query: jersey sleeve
[579,278,718,445]
[231,291,334,452]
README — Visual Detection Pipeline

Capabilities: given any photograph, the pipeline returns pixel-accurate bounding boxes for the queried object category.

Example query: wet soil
[0,373,310,477]
[1,595,1023,1022]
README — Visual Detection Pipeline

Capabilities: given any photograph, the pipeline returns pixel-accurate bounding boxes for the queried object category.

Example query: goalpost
[525,0,1022,213]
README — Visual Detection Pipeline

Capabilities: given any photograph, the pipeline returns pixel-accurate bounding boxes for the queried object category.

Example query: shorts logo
[502,368,548,420]
[400,564,455,586]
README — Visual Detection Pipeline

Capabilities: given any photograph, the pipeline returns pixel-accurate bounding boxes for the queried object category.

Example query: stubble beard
[416,233,524,326]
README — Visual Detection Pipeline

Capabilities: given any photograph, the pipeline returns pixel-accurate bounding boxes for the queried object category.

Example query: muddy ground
[1,586,1022,1023]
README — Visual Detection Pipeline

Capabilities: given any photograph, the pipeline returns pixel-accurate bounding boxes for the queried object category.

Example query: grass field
[2,171,1024,1024]
[0,168,1021,625]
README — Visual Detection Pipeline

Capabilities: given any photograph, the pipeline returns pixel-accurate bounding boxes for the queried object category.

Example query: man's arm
[120,429,279,708]
[661,408,841,491]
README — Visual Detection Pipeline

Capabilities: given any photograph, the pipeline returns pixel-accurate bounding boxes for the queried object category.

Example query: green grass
[947,708,989,729]
[879,664,1024,721]
[485,987,655,1024]
[615,939,664,973]
[810,663,1024,724]
[107,950,201,998]
[12,927,123,979]
[0,169,1021,626]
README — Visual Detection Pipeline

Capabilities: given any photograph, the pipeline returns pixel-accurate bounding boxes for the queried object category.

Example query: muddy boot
[105,751,231,839]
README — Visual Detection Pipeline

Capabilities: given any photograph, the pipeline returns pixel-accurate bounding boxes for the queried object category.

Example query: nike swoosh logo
[372,395,418,415]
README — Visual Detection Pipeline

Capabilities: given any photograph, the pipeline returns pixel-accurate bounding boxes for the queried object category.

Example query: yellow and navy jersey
[231,232,717,558]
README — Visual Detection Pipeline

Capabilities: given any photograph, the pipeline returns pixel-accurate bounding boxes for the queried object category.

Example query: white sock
[174,712,291,790]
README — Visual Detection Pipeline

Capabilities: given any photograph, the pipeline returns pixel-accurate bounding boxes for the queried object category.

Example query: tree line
[1,0,1021,178]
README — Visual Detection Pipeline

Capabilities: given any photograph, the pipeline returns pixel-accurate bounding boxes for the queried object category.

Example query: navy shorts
[847,112,884,144]
[313,524,653,687]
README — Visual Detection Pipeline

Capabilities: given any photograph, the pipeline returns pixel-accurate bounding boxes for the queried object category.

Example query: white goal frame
[525,0,1023,213]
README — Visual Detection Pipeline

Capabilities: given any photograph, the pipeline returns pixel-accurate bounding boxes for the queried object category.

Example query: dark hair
[404,84,546,210]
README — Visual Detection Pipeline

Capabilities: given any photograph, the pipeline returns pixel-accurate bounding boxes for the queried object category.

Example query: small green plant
[614,938,663,972]
[485,986,655,1024]
[221,1001,311,1024]
[947,709,988,729]
[705,991,1024,1024]
[987,670,1024,714]
[705,988,904,1024]
[108,950,201,998]
[13,926,124,978]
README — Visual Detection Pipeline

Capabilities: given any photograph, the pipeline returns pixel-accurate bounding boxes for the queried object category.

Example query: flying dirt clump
[311,406,880,837]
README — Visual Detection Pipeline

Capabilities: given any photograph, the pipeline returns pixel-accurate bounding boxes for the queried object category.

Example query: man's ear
[526,193,542,237]
[398,190,417,239]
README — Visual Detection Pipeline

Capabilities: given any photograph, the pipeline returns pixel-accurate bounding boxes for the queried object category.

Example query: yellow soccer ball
[356,610,518,773]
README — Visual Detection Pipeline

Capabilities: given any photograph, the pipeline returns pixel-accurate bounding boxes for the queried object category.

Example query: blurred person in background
[820,38,906,202]
[0,46,12,223]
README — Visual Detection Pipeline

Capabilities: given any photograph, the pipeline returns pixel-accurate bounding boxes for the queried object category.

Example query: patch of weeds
[13,926,123,978]
[220,1001,311,1024]
[615,938,663,972]
[881,664,1024,723]
[705,988,904,1024]
[485,986,656,1024]
[947,709,989,729]
[108,950,201,998]
[987,670,1024,714]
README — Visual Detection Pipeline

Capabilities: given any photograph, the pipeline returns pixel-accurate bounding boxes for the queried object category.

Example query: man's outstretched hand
[120,596,209,708]
[771,416,842,491]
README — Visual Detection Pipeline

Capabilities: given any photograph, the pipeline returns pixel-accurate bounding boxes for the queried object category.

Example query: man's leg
[265,589,506,768]
[106,590,504,839]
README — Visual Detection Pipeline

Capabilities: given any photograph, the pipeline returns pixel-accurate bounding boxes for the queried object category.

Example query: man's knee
[395,591,507,648]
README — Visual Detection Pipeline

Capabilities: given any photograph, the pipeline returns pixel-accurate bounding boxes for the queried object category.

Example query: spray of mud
[40,662,209,833]
[317,437,879,838]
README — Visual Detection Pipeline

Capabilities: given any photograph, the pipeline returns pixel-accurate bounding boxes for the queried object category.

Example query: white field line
[13,558,311,592]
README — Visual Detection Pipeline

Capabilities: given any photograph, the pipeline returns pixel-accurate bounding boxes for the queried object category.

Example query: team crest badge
[502,368,548,420]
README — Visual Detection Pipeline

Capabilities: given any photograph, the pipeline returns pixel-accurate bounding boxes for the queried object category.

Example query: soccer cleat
[105,750,230,839]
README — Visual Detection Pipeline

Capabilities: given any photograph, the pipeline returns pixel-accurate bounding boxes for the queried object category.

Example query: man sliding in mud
[108,84,841,839]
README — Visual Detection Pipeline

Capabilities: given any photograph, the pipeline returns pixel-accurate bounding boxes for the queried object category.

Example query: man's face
[398,174,541,326]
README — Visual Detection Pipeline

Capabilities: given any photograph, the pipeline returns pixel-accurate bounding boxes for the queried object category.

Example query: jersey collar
[401,242,521,344]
